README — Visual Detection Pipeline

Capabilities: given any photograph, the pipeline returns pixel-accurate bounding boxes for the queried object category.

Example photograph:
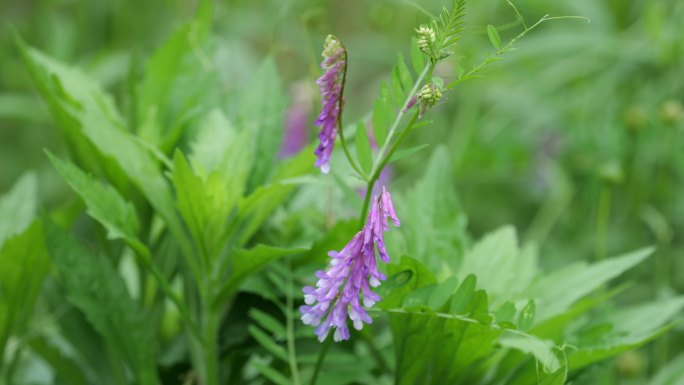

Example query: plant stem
[335,43,366,178]
[202,291,220,385]
[285,257,302,385]
[360,110,421,225]
[310,337,332,385]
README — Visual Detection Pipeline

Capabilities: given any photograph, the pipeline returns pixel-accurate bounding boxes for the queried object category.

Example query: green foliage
[44,222,160,385]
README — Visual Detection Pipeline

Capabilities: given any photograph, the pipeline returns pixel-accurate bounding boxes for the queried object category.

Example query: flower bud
[416,26,436,56]
[418,83,442,107]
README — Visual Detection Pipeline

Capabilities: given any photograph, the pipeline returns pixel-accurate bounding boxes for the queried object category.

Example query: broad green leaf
[45,222,160,385]
[0,221,49,365]
[240,58,285,192]
[47,152,139,241]
[215,245,309,308]
[137,0,214,145]
[528,247,654,322]
[382,257,501,385]
[397,147,467,275]
[487,24,502,49]
[410,37,426,74]
[495,301,517,324]
[355,121,373,174]
[0,172,37,246]
[568,296,684,370]
[20,43,184,246]
[459,226,538,305]
[450,274,476,314]
[499,334,560,373]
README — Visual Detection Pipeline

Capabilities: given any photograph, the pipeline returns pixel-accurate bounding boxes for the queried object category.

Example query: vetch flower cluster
[301,186,400,342]
[314,35,347,173]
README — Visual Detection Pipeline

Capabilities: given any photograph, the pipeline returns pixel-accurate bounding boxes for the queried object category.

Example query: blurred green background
[2,0,683,382]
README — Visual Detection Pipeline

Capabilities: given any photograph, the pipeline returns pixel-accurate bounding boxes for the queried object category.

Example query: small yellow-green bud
[416,26,436,55]
[418,83,442,107]
[322,35,344,59]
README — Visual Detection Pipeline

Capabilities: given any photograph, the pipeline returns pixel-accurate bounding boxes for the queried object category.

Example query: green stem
[127,239,203,343]
[360,110,421,225]
[285,258,302,385]
[202,297,220,385]
[373,64,431,177]
[310,337,332,385]
[336,43,366,178]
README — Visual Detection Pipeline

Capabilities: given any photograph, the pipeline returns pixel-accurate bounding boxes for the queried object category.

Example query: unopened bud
[418,83,442,107]
[416,26,436,56]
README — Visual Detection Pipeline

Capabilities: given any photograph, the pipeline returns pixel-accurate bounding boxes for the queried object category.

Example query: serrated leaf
[44,222,160,385]
[389,144,429,163]
[487,24,502,49]
[47,152,139,241]
[0,172,37,247]
[355,121,373,175]
[248,325,288,362]
[249,308,286,339]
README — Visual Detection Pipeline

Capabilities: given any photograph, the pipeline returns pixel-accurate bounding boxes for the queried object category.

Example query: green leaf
[355,121,373,175]
[450,274,476,314]
[397,147,467,275]
[568,296,684,370]
[389,144,429,163]
[249,308,286,339]
[28,336,89,385]
[396,54,414,93]
[528,247,654,322]
[251,361,293,385]
[240,58,285,192]
[0,221,49,364]
[410,37,426,74]
[47,152,139,241]
[137,0,214,145]
[372,97,390,146]
[487,24,502,49]
[391,66,406,105]
[215,245,308,307]
[496,301,517,324]
[0,172,38,246]
[248,325,288,362]
[650,352,684,385]
[44,222,160,385]
[499,334,560,373]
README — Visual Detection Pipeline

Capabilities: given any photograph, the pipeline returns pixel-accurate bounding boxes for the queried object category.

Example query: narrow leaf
[486,25,502,49]
[355,121,373,175]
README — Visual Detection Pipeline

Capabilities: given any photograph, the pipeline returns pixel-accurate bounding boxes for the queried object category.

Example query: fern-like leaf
[436,0,467,50]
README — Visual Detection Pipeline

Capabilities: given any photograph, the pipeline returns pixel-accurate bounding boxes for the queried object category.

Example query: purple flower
[301,186,400,342]
[314,35,347,173]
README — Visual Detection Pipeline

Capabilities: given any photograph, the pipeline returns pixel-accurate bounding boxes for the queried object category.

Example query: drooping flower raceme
[301,187,400,342]
[314,35,347,173]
